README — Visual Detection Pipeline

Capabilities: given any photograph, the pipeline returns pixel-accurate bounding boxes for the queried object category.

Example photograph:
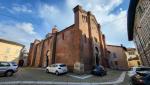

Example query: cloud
[12,4,32,13]
[0,0,135,50]
[65,0,134,47]
[16,22,36,34]
[39,4,59,18]
[38,3,74,30]
[0,4,32,14]
[0,21,41,49]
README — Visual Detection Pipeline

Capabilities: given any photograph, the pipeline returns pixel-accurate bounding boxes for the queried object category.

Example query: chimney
[121,44,127,51]
[52,25,58,34]
[73,5,82,13]
[73,5,83,27]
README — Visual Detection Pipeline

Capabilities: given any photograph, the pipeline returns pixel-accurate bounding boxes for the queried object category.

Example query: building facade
[107,45,129,70]
[27,5,107,73]
[125,48,141,68]
[107,45,142,70]
[127,0,150,66]
[19,48,28,66]
[0,38,24,63]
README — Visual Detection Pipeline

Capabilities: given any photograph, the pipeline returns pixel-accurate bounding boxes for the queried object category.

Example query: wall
[41,37,53,67]
[107,45,129,70]
[27,40,40,66]
[55,26,79,71]
[0,42,23,63]
[125,48,141,67]
[133,0,150,66]
[75,9,93,71]
[74,5,107,72]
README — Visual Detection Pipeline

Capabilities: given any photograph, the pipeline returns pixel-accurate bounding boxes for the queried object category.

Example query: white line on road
[67,74,93,79]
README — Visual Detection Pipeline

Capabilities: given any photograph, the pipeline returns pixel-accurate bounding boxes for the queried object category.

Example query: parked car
[0,62,18,77]
[46,63,68,75]
[91,65,107,76]
[128,67,150,77]
[130,72,150,85]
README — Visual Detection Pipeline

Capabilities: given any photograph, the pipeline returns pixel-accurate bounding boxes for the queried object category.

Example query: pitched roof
[127,0,139,41]
[0,38,24,47]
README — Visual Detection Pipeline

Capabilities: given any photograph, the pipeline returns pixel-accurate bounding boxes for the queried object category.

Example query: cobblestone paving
[0,67,122,83]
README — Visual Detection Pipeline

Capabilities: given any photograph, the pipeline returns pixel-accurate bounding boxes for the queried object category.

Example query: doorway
[95,47,99,66]
[46,50,49,67]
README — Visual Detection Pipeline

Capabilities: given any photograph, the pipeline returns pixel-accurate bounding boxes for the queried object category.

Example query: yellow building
[0,38,24,63]
[125,48,141,68]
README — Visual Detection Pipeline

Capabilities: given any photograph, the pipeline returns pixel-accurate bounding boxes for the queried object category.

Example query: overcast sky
[0,0,135,50]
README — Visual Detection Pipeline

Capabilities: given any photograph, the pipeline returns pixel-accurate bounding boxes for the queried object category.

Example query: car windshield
[136,68,150,71]
[11,62,18,66]
[129,68,133,71]
[59,64,66,67]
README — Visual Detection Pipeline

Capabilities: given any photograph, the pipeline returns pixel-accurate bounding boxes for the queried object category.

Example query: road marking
[67,74,93,79]
[0,72,126,85]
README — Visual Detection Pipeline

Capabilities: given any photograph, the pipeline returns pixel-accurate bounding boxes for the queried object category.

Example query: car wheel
[129,78,134,85]
[129,80,133,85]
[5,71,13,77]
[55,71,59,76]
[46,69,49,73]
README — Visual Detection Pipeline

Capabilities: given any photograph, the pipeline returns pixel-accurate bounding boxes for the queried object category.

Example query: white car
[128,67,150,77]
[0,62,18,77]
[46,63,68,75]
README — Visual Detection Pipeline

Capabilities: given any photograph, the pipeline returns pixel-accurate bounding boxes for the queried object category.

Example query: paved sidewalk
[0,67,126,85]
[0,72,126,85]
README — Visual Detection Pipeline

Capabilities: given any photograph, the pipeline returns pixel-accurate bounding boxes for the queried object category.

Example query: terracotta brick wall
[28,40,40,66]
[55,27,80,71]
[41,38,53,67]
[34,41,45,67]
[27,5,107,72]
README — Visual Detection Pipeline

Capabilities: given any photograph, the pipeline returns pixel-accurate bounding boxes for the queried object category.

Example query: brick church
[27,5,108,73]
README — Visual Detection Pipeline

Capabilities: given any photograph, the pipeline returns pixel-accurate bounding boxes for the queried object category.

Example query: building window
[86,16,88,22]
[82,15,87,22]
[114,61,118,66]
[84,35,87,43]
[62,33,64,40]
[113,53,117,58]
[137,61,141,66]
[94,37,98,42]
[128,51,134,55]
[95,47,99,52]
[6,48,10,53]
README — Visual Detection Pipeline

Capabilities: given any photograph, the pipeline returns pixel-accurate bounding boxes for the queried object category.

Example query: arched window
[94,37,97,42]
[84,35,87,43]
[95,47,99,52]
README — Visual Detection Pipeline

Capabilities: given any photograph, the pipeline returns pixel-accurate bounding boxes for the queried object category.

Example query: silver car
[128,67,150,77]
[46,63,68,75]
[0,62,18,77]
